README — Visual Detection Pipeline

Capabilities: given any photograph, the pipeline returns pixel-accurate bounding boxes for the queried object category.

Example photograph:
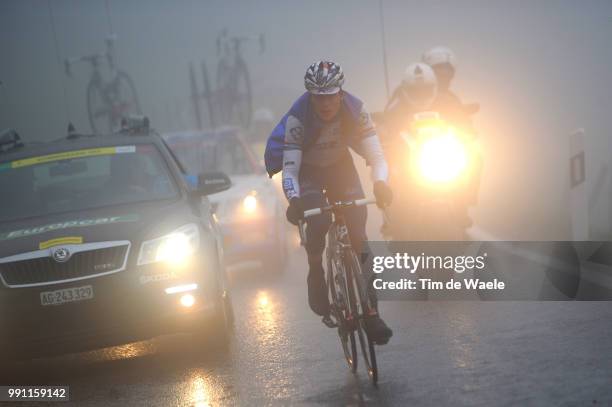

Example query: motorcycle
[374,109,482,240]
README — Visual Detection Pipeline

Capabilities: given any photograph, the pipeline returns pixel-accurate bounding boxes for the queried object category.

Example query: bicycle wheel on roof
[87,71,141,134]
[87,80,108,134]
[229,60,252,129]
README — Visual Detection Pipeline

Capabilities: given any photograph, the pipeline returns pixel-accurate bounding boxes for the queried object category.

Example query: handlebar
[298,197,383,246]
[64,34,117,77]
[303,197,377,218]
[216,29,265,55]
[64,54,103,76]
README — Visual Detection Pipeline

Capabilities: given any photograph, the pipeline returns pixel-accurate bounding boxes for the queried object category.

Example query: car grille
[0,242,130,288]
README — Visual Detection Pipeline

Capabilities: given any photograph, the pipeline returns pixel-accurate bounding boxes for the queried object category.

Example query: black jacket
[380,87,474,141]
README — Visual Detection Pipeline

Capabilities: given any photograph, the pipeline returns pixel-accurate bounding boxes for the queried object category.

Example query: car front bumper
[219,217,281,264]
[0,256,222,359]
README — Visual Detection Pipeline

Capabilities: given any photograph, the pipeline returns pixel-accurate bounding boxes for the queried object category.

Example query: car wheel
[192,290,233,350]
[216,290,234,329]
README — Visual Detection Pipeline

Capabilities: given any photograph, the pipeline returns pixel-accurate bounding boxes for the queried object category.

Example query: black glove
[373,181,393,208]
[286,197,304,225]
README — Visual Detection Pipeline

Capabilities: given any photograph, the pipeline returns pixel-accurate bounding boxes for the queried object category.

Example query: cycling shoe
[364,316,393,345]
[307,269,330,317]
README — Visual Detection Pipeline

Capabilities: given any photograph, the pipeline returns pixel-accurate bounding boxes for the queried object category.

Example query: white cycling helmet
[304,61,345,95]
[422,46,457,70]
[401,63,438,110]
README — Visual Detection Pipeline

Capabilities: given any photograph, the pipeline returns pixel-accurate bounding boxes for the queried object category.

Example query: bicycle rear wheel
[327,245,357,372]
[86,81,108,134]
[345,249,378,385]
[189,62,203,129]
[112,72,142,126]
[88,71,141,134]
[201,61,216,128]
[230,60,252,128]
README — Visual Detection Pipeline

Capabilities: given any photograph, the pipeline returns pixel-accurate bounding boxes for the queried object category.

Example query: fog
[1,0,611,240]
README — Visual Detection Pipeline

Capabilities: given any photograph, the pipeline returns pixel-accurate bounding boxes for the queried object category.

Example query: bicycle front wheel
[345,249,378,385]
[327,252,357,373]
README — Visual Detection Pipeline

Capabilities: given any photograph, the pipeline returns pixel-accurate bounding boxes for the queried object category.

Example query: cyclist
[281,61,393,345]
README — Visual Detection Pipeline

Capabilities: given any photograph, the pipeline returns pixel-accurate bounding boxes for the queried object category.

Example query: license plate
[40,285,94,306]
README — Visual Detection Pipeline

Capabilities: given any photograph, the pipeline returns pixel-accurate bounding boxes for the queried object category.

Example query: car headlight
[243,194,258,214]
[415,130,468,184]
[216,189,277,223]
[137,223,200,266]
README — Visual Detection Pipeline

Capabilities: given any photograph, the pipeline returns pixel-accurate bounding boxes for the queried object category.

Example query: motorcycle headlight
[416,131,468,183]
[137,223,200,266]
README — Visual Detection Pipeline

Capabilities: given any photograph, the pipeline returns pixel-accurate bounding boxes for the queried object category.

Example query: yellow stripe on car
[10,146,135,169]
[39,236,84,250]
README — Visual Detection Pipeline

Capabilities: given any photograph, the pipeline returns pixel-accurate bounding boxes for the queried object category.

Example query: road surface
[2,243,611,406]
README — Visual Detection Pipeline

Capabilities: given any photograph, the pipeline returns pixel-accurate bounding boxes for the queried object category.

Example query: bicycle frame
[331,204,377,315]
[64,34,118,80]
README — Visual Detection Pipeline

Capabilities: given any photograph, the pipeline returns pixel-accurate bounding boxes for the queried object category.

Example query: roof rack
[66,123,95,140]
[119,115,151,136]
[0,129,24,153]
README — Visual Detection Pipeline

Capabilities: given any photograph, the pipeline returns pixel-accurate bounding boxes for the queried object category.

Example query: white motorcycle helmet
[422,46,456,69]
[422,46,456,90]
[401,62,438,110]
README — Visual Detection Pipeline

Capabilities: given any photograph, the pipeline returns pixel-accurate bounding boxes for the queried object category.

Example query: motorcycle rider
[379,61,477,234]
[422,46,474,131]
[382,62,439,141]
[378,63,437,237]
[281,61,393,344]
[423,47,480,224]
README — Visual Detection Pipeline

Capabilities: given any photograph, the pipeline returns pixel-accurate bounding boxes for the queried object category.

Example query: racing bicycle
[190,29,263,130]
[299,197,381,385]
[65,34,141,134]
[215,29,264,128]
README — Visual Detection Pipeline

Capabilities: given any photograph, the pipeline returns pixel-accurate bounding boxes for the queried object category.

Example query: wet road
[2,242,612,406]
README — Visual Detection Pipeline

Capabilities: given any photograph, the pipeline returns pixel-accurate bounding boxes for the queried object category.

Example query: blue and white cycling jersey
[281,94,388,200]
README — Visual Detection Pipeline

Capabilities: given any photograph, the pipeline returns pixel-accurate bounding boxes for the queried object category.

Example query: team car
[0,123,233,359]
[163,127,287,272]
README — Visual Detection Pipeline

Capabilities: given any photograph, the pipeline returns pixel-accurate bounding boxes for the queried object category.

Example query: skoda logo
[51,247,71,263]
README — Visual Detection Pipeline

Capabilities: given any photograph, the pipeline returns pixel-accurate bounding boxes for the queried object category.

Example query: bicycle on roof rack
[65,34,141,135]
[190,29,263,130]
[0,129,23,153]
[190,59,216,130]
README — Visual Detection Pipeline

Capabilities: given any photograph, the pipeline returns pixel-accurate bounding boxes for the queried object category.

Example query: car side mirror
[195,171,232,196]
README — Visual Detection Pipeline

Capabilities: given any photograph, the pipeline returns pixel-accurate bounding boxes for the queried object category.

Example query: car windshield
[164,132,258,176]
[0,144,179,223]
[202,137,255,175]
